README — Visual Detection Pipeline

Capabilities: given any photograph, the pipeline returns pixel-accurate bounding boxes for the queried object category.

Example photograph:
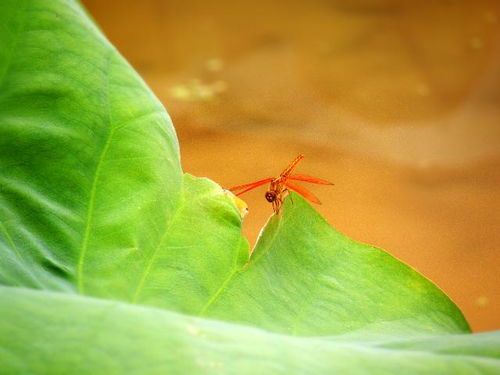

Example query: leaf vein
[198,235,244,316]
[130,195,185,303]
[0,220,43,287]
[76,51,114,294]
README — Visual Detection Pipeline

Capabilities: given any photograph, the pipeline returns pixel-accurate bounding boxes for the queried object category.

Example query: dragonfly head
[265,190,277,203]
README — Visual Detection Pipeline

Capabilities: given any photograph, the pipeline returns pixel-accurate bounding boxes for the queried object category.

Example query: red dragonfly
[228,155,333,213]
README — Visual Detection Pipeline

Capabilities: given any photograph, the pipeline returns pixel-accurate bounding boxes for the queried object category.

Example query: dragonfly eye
[265,191,276,202]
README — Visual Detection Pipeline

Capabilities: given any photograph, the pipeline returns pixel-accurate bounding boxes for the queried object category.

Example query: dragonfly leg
[272,196,282,214]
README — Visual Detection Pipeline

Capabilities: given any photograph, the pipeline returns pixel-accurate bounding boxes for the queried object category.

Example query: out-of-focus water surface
[83,0,500,332]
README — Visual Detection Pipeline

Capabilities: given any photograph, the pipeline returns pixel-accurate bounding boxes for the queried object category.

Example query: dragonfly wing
[228,177,273,196]
[284,181,321,204]
[288,174,333,185]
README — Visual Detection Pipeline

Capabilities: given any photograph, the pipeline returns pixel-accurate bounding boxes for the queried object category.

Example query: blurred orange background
[83,0,500,332]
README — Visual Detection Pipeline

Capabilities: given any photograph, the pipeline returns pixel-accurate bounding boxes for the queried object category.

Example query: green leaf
[0,0,183,296]
[201,195,470,336]
[0,0,498,373]
[2,287,499,375]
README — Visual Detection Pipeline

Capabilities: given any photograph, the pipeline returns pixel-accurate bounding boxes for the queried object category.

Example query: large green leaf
[0,0,498,373]
[2,287,499,375]
[201,195,469,336]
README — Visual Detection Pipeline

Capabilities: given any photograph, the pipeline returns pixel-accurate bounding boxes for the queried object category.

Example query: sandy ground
[83,0,500,332]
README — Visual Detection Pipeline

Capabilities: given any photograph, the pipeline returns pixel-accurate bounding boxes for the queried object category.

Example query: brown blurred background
[83,0,500,332]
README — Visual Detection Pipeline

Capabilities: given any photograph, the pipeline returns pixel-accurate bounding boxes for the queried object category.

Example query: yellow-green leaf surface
[0,0,498,373]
